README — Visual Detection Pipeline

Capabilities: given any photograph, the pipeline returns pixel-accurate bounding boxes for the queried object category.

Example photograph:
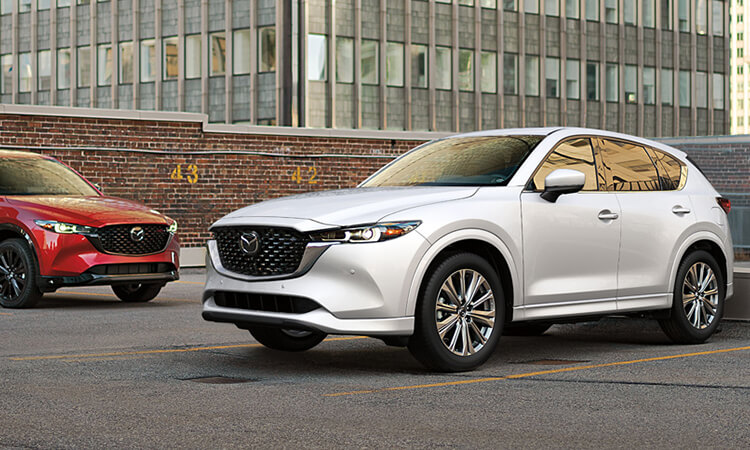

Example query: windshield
[0,158,99,196]
[361,135,545,187]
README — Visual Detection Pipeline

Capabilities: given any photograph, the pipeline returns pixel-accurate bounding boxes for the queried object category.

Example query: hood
[219,186,479,228]
[7,195,169,227]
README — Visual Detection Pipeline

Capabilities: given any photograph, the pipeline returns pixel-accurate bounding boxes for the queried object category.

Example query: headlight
[310,221,421,243]
[167,221,178,233]
[34,220,96,235]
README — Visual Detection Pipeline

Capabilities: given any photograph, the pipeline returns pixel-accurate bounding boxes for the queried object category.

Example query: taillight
[717,197,731,215]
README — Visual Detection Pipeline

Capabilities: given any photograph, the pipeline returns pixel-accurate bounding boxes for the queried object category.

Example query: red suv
[0,150,180,308]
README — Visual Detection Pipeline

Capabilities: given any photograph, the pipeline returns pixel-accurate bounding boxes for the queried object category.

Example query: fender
[404,228,522,317]
[666,229,729,300]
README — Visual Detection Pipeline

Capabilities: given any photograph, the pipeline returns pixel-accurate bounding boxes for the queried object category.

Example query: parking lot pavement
[1,269,748,449]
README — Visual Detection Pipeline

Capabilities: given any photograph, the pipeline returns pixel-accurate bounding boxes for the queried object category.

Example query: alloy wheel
[0,247,27,302]
[434,269,496,356]
[682,262,719,330]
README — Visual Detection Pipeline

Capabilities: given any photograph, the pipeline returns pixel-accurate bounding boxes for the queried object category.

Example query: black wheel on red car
[0,238,42,309]
[112,283,163,302]
[248,326,327,352]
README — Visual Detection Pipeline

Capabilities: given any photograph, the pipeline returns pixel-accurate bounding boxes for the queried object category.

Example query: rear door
[595,139,695,311]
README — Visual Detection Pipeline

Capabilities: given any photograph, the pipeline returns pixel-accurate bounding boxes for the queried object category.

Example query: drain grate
[516,359,590,365]
[183,376,258,384]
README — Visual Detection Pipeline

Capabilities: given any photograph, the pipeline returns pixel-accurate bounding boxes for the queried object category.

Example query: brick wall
[0,109,747,261]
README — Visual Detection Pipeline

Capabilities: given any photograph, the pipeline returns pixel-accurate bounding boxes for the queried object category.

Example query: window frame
[527,136,604,192]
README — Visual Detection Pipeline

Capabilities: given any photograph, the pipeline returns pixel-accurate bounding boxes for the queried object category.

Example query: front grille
[212,227,310,277]
[214,291,320,314]
[94,224,171,255]
[87,263,176,276]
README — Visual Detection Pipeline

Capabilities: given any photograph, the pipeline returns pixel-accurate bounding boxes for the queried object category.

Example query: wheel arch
[405,229,521,321]
[0,223,42,286]
[668,232,729,301]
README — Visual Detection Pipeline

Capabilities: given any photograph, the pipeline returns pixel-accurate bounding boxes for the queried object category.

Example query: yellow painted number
[186,164,199,184]
[291,166,319,184]
[171,164,199,184]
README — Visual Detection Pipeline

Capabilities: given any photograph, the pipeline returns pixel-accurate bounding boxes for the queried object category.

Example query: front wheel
[658,250,725,344]
[248,327,327,352]
[408,253,504,372]
[0,238,42,309]
[112,283,163,302]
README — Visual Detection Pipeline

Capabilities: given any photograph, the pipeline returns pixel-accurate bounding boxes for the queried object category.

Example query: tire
[0,238,42,309]
[248,326,327,352]
[503,323,552,336]
[112,283,163,302]
[659,250,725,344]
[408,252,505,372]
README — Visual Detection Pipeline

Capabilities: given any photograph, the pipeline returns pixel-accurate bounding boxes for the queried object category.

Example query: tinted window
[0,158,99,196]
[597,139,660,191]
[646,148,684,190]
[531,138,599,191]
[361,136,544,187]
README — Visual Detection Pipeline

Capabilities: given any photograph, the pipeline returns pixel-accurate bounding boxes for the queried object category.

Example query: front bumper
[202,230,429,336]
[39,263,179,291]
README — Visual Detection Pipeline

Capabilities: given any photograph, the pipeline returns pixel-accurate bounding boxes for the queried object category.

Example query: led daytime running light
[34,220,96,235]
[312,221,420,243]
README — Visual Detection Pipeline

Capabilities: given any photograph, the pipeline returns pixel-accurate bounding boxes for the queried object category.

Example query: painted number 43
[171,164,199,184]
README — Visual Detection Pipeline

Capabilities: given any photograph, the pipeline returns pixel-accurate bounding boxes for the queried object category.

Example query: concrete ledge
[180,247,206,268]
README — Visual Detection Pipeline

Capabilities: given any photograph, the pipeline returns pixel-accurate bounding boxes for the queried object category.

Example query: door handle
[672,206,691,215]
[598,210,619,221]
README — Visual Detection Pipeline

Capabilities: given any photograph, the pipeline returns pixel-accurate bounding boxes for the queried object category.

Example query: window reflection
[533,138,598,191]
[598,140,660,191]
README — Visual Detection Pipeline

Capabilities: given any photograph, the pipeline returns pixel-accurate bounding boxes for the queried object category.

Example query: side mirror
[540,169,586,203]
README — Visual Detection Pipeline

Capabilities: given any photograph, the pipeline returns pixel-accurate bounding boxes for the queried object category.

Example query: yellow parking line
[10,336,369,361]
[0,312,12,316]
[174,280,204,285]
[324,345,750,397]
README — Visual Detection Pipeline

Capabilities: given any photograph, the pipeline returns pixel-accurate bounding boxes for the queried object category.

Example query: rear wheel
[112,283,163,302]
[0,238,42,309]
[659,250,724,344]
[408,253,504,372]
[248,327,327,352]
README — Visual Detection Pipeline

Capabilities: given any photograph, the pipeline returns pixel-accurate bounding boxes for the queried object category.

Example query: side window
[531,138,600,191]
[597,139,660,191]
[646,147,685,190]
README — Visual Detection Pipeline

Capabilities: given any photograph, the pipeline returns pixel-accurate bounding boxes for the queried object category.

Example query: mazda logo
[240,231,261,255]
[130,226,145,242]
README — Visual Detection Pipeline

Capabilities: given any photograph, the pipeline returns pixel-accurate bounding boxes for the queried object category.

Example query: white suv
[202,128,734,372]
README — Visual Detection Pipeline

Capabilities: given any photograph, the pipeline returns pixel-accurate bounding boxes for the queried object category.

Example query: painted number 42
[291,166,318,184]
[171,164,199,184]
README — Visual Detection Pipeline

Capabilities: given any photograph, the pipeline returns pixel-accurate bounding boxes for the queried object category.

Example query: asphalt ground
[1,269,748,449]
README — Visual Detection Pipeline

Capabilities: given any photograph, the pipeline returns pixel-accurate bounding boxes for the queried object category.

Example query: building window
[140,39,156,82]
[525,55,539,96]
[20,0,31,13]
[605,0,617,23]
[566,59,579,99]
[713,73,724,109]
[458,49,474,91]
[210,32,226,76]
[78,46,91,87]
[739,33,745,42]
[696,71,708,108]
[185,35,201,79]
[605,64,618,102]
[663,0,673,30]
[435,46,452,90]
[19,53,32,92]
[739,66,744,75]
[739,48,745,59]
[545,0,559,16]
[525,0,539,14]
[58,48,71,89]
[459,0,475,5]
[481,0,497,7]
[585,0,598,20]
[0,54,10,93]
[38,0,51,10]
[119,42,133,84]
[258,27,275,73]
[307,34,327,81]
[662,68,673,104]
[336,37,354,83]
[38,50,51,91]
[386,42,404,87]
[624,65,637,103]
[696,0,708,35]
[481,51,497,93]
[1,1,12,14]
[545,57,559,98]
[712,0,723,36]
[163,37,178,79]
[232,31,249,76]
[679,70,690,107]
[57,0,70,6]
[624,1,636,25]
[362,40,378,85]
[678,0,689,31]
[97,44,112,86]
[503,53,518,95]
[643,0,655,27]
[412,44,428,88]
[586,62,599,100]
[565,0,578,18]
[643,67,655,104]
[503,0,517,11]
